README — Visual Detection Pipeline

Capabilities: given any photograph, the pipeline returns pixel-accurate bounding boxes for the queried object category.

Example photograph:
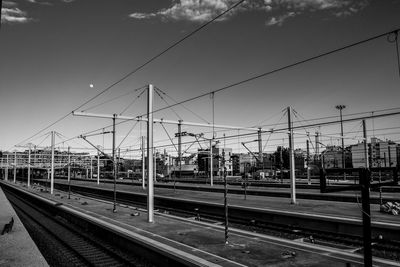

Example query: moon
[89,84,94,88]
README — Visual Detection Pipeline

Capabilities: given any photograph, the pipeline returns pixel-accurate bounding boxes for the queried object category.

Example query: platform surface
[7,179,400,267]
[0,186,48,267]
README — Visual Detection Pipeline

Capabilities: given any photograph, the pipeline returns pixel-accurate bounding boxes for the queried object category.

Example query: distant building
[370,137,398,168]
[213,146,233,176]
[350,138,399,168]
[350,142,367,168]
[321,146,351,169]
[0,149,90,169]
[294,149,306,171]
[231,154,240,175]
[239,153,257,174]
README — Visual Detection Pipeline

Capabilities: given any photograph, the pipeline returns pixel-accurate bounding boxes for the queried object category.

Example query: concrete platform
[0,186,48,267]
[6,180,400,267]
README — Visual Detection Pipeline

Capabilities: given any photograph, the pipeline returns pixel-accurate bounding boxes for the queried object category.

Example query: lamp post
[335,105,346,180]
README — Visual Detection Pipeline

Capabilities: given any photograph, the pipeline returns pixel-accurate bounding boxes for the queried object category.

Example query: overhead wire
[160,122,179,153]
[256,106,400,130]
[82,85,147,112]
[396,32,400,77]
[64,112,396,152]
[155,86,210,124]
[119,87,147,115]
[387,30,400,77]
[253,109,287,128]
[36,132,52,148]
[292,108,319,134]
[262,111,286,152]
[54,110,400,156]
[71,0,245,113]
[45,30,400,151]
[137,28,400,118]
[211,92,215,139]
[14,0,246,149]
[154,88,182,120]
[18,27,400,153]
[117,120,139,149]
[292,109,318,152]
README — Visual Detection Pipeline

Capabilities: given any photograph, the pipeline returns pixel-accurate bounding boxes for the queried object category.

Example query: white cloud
[263,0,369,26]
[26,0,52,5]
[1,7,31,24]
[266,11,295,26]
[129,12,157,20]
[129,0,234,23]
[1,0,78,25]
[128,0,369,26]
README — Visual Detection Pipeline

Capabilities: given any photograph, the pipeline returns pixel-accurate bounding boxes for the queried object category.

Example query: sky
[1,0,400,157]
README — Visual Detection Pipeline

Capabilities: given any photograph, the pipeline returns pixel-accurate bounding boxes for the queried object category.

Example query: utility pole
[28,146,31,188]
[222,149,229,244]
[118,148,120,181]
[279,146,283,183]
[287,107,296,204]
[315,132,319,157]
[90,156,93,179]
[363,120,369,169]
[336,105,346,180]
[384,152,387,167]
[154,148,156,182]
[97,147,100,185]
[307,139,310,185]
[178,120,182,180]
[5,154,8,181]
[361,119,372,267]
[210,139,213,186]
[68,147,71,182]
[147,84,154,223]
[142,136,145,189]
[33,146,36,179]
[112,114,117,212]
[51,131,55,194]
[168,155,171,180]
[68,146,71,199]
[13,150,17,183]
[258,128,263,176]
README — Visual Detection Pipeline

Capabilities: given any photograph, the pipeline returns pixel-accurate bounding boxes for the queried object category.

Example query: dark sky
[1,0,400,155]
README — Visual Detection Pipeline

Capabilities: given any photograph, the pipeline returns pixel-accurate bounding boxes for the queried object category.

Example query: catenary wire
[71,0,246,113]
[120,87,147,115]
[136,28,400,118]
[82,85,147,112]
[29,25,400,151]
[13,0,246,149]
[21,27,400,149]
[155,86,210,124]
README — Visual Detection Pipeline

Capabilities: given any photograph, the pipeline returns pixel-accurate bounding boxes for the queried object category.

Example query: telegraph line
[137,28,400,118]
[14,26,400,149]
[13,0,246,149]
[82,85,147,112]
[54,106,400,154]
[71,0,246,114]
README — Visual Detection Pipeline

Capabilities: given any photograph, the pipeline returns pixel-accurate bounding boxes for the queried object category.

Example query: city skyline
[1,0,400,156]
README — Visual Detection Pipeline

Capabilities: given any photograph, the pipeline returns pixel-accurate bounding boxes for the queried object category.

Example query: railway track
[46,177,399,203]
[4,187,149,267]
[38,180,400,262]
